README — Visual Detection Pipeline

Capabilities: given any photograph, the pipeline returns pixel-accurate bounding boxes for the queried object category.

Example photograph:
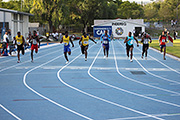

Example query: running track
[0,40,180,120]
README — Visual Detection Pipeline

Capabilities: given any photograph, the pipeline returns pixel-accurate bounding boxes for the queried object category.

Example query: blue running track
[0,40,180,120]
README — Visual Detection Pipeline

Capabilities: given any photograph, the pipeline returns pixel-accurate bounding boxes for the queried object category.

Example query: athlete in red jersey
[158,31,167,60]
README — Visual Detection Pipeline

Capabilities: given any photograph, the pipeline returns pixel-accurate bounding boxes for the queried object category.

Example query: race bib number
[84,41,88,44]
[33,39,37,45]
[103,41,108,44]
[103,37,107,39]
[17,42,21,45]
[64,43,68,46]
[162,39,165,42]
[130,40,133,44]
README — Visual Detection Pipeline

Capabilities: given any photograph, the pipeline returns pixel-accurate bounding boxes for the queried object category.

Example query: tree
[117,1,144,19]
[29,0,64,32]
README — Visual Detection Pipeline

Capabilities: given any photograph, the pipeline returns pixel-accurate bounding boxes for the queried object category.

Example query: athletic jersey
[101,34,110,44]
[127,36,134,46]
[143,35,150,44]
[160,35,166,45]
[31,35,38,45]
[82,35,89,46]
[16,35,23,45]
[63,36,70,46]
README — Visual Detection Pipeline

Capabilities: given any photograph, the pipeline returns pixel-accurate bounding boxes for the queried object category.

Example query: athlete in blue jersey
[124,32,139,62]
[101,30,111,59]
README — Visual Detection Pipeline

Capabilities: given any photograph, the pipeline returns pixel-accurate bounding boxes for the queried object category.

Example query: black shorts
[81,45,89,54]
[143,44,149,52]
[17,44,25,54]
[126,44,133,51]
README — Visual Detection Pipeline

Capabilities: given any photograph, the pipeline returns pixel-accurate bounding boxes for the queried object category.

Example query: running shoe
[163,57,166,60]
[31,60,34,63]
[85,58,87,61]
[130,59,133,62]
[104,56,106,59]
[141,56,143,59]
[66,61,69,64]
[17,60,20,63]
[145,57,147,60]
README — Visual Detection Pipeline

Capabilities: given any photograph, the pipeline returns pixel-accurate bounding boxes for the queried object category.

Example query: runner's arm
[149,36,152,43]
[158,35,161,45]
[70,37,74,47]
[89,37,97,44]
[60,37,63,43]
[38,37,40,48]
[22,36,25,45]
[141,36,144,43]
[124,37,128,43]
[133,36,139,47]
[79,37,82,46]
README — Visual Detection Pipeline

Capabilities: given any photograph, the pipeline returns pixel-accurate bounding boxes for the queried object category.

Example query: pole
[1,11,5,42]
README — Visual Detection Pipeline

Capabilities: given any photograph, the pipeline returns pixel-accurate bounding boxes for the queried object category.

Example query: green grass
[150,39,180,58]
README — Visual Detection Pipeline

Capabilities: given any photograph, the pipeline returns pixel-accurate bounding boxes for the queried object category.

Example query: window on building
[20,15,23,21]
[14,14,18,20]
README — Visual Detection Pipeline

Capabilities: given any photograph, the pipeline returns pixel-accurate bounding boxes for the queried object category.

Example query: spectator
[174,30,176,40]
[171,20,174,27]
[9,36,17,55]
[1,32,9,56]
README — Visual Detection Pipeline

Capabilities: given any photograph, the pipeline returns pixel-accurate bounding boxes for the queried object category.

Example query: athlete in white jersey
[141,33,152,60]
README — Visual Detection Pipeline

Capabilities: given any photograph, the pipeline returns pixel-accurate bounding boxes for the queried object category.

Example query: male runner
[29,30,40,62]
[158,31,167,60]
[101,30,111,59]
[124,32,139,62]
[16,32,25,63]
[60,31,74,64]
[79,32,97,61]
[141,32,152,60]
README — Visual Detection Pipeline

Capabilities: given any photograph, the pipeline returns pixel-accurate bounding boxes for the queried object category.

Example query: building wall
[0,11,30,40]
[98,22,145,38]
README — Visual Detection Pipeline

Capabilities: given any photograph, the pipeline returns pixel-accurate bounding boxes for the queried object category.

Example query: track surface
[0,40,180,120]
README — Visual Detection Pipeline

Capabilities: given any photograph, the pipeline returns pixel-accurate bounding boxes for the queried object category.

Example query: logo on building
[115,27,123,35]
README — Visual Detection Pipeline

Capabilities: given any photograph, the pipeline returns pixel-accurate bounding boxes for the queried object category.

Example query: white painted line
[87,42,180,109]
[0,104,21,120]
[117,41,180,95]
[0,43,59,64]
[57,46,164,120]
[149,46,180,62]
[134,57,180,85]
[137,43,180,73]
[108,112,180,120]
[23,46,93,120]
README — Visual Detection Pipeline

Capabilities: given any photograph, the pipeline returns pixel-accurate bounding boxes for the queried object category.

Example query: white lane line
[115,41,180,96]
[0,104,21,120]
[118,41,180,85]
[0,42,80,72]
[87,43,180,108]
[108,113,180,120]
[0,43,60,64]
[134,57,180,84]
[57,46,164,120]
[23,46,93,120]
[137,43,180,74]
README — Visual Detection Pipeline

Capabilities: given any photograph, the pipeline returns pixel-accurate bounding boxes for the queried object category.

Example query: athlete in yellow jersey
[15,32,25,63]
[60,31,74,64]
[79,32,96,61]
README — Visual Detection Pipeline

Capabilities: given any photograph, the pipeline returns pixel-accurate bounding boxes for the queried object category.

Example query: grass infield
[150,39,180,58]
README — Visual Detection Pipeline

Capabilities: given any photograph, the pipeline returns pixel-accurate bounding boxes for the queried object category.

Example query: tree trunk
[49,19,53,33]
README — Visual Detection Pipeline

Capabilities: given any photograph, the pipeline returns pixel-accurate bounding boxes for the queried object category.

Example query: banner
[93,26,112,37]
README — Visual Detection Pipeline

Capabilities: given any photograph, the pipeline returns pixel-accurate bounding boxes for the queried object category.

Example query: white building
[93,19,145,38]
[0,8,33,40]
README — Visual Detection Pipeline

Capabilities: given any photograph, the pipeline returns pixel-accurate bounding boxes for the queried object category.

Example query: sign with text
[93,26,112,37]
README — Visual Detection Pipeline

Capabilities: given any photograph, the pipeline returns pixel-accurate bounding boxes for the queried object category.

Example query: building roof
[0,8,33,16]
[93,18,146,27]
